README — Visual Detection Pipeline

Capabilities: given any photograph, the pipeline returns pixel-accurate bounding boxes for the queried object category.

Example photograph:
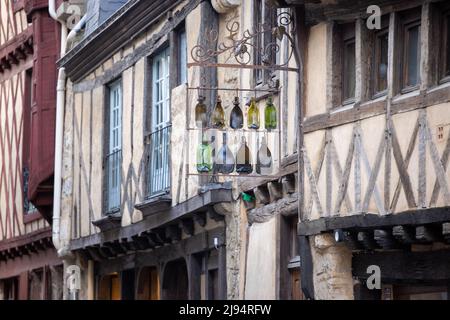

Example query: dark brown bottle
[230,96,244,129]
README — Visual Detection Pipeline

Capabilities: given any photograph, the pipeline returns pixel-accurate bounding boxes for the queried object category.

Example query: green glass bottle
[264,97,277,130]
[214,132,235,174]
[236,136,253,174]
[256,136,273,175]
[211,95,225,129]
[195,95,208,128]
[196,132,212,173]
[230,96,244,129]
[247,97,260,130]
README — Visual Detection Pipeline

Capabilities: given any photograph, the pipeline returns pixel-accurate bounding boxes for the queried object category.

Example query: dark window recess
[178,28,187,85]
[439,4,450,82]
[23,69,36,215]
[372,17,389,97]
[254,0,277,86]
[399,8,422,92]
[446,15,450,78]
[341,23,356,103]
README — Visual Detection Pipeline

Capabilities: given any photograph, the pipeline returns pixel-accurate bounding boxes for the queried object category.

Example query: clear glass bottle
[195,95,208,128]
[211,95,225,129]
[247,97,260,130]
[196,131,212,173]
[236,136,253,174]
[230,96,244,129]
[264,96,277,130]
[256,136,272,175]
[214,132,235,174]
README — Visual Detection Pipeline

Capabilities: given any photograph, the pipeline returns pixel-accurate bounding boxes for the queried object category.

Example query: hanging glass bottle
[264,96,277,130]
[247,97,260,130]
[230,96,244,129]
[195,95,208,128]
[211,95,225,129]
[196,131,212,173]
[256,136,273,175]
[236,136,253,174]
[214,132,235,174]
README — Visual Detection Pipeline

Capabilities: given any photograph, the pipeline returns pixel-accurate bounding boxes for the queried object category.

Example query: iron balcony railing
[147,125,171,198]
[105,149,122,213]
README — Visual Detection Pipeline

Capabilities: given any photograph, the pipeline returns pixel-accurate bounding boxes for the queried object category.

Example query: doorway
[162,259,188,300]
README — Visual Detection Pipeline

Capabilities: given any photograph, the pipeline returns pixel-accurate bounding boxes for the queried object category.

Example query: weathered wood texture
[302,106,450,221]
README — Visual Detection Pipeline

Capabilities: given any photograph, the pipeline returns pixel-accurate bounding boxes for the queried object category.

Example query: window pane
[343,41,356,101]
[406,25,420,87]
[179,30,187,85]
[377,33,388,93]
[446,15,450,77]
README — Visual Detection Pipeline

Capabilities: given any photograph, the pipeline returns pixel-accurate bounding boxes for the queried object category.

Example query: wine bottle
[214,132,235,174]
[196,132,212,173]
[195,95,208,128]
[236,136,253,174]
[247,97,260,130]
[211,95,225,129]
[230,96,243,129]
[264,96,277,130]
[256,136,273,175]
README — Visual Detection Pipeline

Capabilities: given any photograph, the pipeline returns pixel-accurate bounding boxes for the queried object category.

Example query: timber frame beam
[298,207,450,236]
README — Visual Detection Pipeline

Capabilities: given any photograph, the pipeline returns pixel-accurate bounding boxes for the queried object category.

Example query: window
[399,8,421,92]
[372,17,389,96]
[148,48,171,197]
[23,69,36,215]
[178,28,187,85]
[341,23,356,103]
[254,0,278,86]
[439,3,450,82]
[105,80,122,213]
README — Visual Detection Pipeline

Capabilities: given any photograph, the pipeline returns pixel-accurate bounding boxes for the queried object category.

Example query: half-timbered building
[54,0,450,301]
[0,0,62,300]
[55,0,303,300]
[293,0,450,300]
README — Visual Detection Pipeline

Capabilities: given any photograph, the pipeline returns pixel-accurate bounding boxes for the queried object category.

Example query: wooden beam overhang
[70,188,231,252]
[57,0,195,83]
[0,27,33,73]
[0,227,54,262]
[298,207,450,236]
[353,249,450,283]
[302,0,429,25]
[94,227,225,276]
[299,208,450,251]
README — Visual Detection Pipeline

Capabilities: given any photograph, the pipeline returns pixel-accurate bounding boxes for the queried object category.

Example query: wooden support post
[416,225,441,243]
[282,174,296,195]
[188,254,202,300]
[374,229,400,249]
[180,219,195,236]
[267,181,283,202]
[218,245,227,300]
[443,223,450,243]
[357,231,378,250]
[393,225,415,244]
[165,225,182,242]
[343,231,362,250]
[254,185,271,205]
[194,212,207,227]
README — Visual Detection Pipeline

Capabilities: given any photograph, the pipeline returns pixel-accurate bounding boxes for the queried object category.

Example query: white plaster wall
[244,218,277,300]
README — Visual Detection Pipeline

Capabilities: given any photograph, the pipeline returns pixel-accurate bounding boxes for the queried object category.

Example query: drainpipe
[49,0,86,258]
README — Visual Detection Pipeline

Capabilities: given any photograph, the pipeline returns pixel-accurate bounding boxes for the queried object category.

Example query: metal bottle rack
[185,7,301,180]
